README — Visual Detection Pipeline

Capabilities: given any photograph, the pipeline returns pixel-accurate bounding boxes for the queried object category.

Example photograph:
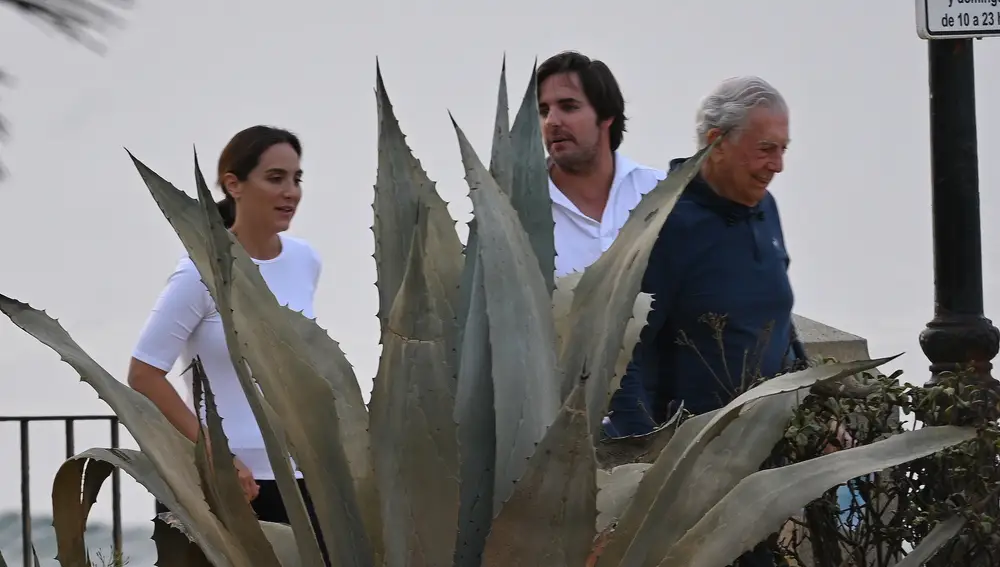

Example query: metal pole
[111,417,123,557]
[65,418,75,459]
[20,421,31,567]
[918,38,1000,384]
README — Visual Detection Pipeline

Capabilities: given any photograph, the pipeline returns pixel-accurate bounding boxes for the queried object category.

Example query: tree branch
[0,0,134,179]
[2,0,134,51]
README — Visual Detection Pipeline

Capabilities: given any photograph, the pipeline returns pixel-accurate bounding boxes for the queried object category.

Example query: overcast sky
[1,0,998,531]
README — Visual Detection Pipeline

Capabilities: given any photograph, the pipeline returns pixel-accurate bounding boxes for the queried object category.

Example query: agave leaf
[190,154,330,567]
[552,272,652,402]
[482,383,597,567]
[456,216,482,345]
[558,142,714,428]
[596,463,651,533]
[457,57,512,342]
[552,272,580,351]
[594,405,684,469]
[593,409,717,566]
[623,391,803,567]
[455,55,514,341]
[0,548,6,567]
[283,306,381,552]
[190,357,283,566]
[609,291,653,402]
[157,512,302,567]
[426,205,464,370]
[453,242,496,567]
[508,60,555,295]
[51,452,115,567]
[373,62,464,343]
[895,516,965,567]
[452,115,562,512]
[0,297,242,566]
[258,522,305,567]
[131,153,372,567]
[489,55,513,195]
[284,308,372,465]
[451,69,517,552]
[52,448,237,566]
[189,366,224,516]
[369,201,460,567]
[608,357,898,567]
[152,514,213,567]
[661,425,977,567]
[193,424,223,520]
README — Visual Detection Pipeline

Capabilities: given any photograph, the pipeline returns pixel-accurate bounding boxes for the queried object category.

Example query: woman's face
[226,142,303,233]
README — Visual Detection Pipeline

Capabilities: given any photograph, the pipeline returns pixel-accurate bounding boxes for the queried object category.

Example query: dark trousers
[154,478,330,566]
[737,541,779,567]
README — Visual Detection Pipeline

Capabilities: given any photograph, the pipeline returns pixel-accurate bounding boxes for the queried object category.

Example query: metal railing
[0,415,122,567]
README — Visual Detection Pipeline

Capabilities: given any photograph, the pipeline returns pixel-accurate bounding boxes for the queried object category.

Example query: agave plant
[0,60,979,567]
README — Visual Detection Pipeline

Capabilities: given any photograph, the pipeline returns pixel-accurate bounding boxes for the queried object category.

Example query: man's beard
[550,140,600,174]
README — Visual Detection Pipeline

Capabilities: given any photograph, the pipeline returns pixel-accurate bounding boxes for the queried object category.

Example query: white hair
[695,76,788,146]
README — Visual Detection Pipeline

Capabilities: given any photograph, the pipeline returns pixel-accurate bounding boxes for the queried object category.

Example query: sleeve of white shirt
[132,258,212,372]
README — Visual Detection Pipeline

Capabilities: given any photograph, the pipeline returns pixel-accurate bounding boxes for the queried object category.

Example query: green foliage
[0,60,983,567]
[649,313,1000,566]
[775,366,1000,567]
[91,548,129,567]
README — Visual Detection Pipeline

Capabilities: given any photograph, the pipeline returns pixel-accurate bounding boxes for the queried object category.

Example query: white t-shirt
[551,152,666,277]
[132,233,322,480]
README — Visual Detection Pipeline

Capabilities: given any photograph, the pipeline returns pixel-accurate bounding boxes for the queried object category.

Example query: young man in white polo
[536,51,666,279]
[537,51,665,438]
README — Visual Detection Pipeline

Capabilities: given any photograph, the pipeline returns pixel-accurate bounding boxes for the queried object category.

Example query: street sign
[917,0,1000,39]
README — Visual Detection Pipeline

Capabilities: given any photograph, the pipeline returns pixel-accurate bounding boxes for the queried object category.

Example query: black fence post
[1,415,123,565]
[110,417,122,557]
[19,421,30,567]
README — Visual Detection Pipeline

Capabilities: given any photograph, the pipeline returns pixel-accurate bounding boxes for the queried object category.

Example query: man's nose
[544,109,563,128]
[769,154,784,173]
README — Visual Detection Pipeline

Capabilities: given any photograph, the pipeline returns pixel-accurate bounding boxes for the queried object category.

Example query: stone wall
[793,313,872,362]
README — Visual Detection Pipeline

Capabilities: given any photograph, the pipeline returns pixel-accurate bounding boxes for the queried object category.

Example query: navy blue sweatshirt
[606,156,802,437]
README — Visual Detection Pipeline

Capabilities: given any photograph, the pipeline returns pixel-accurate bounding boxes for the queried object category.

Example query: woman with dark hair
[127,125,326,545]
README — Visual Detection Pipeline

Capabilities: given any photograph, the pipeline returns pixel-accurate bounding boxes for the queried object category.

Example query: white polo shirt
[551,152,666,277]
[132,233,322,480]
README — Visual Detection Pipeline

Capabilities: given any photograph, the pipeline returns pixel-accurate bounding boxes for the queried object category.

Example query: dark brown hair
[215,125,302,227]
[536,51,628,151]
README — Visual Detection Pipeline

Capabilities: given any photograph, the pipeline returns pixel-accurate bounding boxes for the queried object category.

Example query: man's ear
[598,116,614,141]
[705,127,725,147]
[704,127,726,161]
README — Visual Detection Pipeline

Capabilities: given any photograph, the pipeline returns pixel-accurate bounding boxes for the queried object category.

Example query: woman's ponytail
[217,192,236,228]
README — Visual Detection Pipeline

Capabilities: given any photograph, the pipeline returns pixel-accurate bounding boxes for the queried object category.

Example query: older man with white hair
[607,75,802,431]
[606,73,800,566]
